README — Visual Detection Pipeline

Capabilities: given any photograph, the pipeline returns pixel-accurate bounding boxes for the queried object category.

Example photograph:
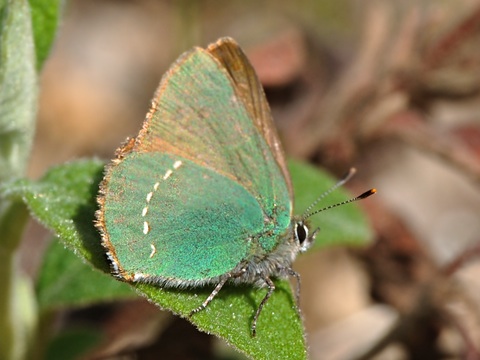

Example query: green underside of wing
[103,153,288,281]
[142,48,292,234]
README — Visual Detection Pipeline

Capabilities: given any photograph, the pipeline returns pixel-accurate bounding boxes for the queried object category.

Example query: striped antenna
[302,167,377,220]
[303,189,376,220]
[302,167,357,218]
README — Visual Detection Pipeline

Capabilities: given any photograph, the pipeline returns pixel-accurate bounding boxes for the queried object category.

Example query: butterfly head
[292,168,376,255]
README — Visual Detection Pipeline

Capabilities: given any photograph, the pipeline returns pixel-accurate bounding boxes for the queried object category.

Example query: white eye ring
[294,221,309,245]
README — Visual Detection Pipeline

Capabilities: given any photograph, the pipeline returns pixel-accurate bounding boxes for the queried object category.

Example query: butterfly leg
[288,268,301,304]
[189,265,249,318]
[251,276,275,337]
[189,276,230,317]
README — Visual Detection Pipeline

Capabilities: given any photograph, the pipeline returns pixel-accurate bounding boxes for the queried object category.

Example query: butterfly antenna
[304,188,376,219]
[301,167,357,218]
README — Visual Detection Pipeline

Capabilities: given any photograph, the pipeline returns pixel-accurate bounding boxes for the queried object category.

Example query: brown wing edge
[95,137,136,281]
[206,37,294,199]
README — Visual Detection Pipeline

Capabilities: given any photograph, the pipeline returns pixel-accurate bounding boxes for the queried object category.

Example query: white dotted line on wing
[140,160,183,259]
[141,160,183,235]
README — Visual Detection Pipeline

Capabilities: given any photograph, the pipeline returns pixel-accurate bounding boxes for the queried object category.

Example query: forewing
[134,41,291,222]
[207,38,293,198]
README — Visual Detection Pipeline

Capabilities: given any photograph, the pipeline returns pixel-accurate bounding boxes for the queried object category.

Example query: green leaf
[37,239,136,312]
[137,280,305,359]
[0,0,37,183]
[28,0,62,69]
[2,159,374,359]
[2,159,110,271]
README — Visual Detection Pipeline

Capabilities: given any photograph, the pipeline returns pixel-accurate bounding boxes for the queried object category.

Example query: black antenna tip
[358,188,376,199]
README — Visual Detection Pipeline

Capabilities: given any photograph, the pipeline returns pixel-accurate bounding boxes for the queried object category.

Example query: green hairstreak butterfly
[96,37,375,336]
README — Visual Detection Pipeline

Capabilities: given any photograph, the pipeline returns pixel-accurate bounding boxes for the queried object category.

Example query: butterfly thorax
[227,217,315,288]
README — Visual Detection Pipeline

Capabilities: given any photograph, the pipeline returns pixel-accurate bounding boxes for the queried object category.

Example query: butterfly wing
[98,38,292,282]
[100,152,265,282]
[206,38,293,198]
[136,38,292,219]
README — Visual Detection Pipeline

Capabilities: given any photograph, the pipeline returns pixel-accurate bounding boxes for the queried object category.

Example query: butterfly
[95,37,375,336]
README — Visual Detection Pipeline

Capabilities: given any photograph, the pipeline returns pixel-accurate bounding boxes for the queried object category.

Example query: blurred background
[23,0,480,358]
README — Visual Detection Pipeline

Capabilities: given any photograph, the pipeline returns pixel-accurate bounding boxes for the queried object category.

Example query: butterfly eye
[294,221,308,245]
[294,221,314,253]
